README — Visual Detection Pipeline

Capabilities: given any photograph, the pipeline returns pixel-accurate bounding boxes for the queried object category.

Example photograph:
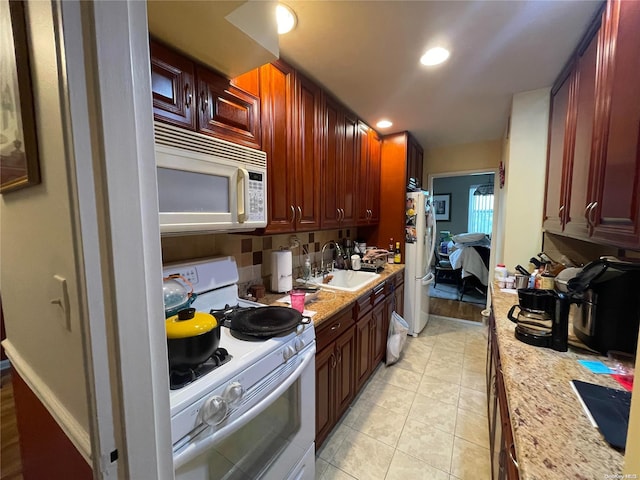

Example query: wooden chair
[433,247,460,287]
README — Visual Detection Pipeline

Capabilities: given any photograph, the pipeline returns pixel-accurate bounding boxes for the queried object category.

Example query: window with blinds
[468,185,494,234]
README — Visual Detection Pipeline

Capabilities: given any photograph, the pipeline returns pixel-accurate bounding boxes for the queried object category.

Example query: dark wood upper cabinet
[150,39,260,149]
[543,0,640,249]
[196,65,261,149]
[294,74,323,231]
[321,96,358,229]
[373,131,424,257]
[355,122,381,226]
[150,41,196,130]
[543,70,572,234]
[260,61,297,234]
[589,0,640,247]
[564,21,600,239]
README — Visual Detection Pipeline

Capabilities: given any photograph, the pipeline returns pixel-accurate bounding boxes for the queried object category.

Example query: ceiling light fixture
[376,120,393,129]
[420,47,450,66]
[276,4,297,35]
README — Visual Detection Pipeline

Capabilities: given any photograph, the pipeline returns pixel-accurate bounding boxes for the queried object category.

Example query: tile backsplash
[161,228,357,295]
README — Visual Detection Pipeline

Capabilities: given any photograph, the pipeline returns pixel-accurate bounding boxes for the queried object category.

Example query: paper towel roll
[271,250,293,293]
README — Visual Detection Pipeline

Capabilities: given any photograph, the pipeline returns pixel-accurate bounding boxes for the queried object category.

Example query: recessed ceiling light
[376,120,393,129]
[420,47,450,66]
[276,4,297,34]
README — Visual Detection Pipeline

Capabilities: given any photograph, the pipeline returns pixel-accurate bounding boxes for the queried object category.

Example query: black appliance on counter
[568,256,640,355]
[508,288,571,351]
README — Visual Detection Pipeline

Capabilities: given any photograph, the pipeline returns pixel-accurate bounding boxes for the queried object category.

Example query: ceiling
[277,0,602,149]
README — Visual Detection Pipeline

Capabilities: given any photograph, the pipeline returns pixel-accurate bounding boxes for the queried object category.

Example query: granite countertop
[491,285,626,480]
[258,264,405,327]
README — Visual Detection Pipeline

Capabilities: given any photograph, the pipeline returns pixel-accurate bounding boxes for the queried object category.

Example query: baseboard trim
[2,340,92,465]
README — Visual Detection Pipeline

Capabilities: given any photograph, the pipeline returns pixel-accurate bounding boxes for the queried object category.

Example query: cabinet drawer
[372,281,386,306]
[355,291,373,317]
[316,308,354,352]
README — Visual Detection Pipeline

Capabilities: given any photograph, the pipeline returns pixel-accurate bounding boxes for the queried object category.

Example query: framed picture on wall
[0,1,41,194]
[433,194,451,221]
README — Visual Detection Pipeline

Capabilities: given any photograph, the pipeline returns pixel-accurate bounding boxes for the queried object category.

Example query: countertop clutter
[261,264,405,327]
[491,285,625,479]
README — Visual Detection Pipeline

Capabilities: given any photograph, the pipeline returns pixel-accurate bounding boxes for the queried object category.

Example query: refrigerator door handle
[420,272,434,284]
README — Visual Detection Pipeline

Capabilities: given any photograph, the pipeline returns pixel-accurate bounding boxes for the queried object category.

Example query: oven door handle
[173,345,316,470]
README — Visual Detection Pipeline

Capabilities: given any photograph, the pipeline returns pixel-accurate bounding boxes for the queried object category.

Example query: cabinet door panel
[543,74,571,233]
[315,346,336,448]
[355,314,372,391]
[371,301,386,366]
[591,0,640,247]
[295,75,322,231]
[260,62,296,234]
[335,327,356,420]
[565,25,600,238]
[150,41,196,130]
[356,122,372,225]
[322,96,341,228]
[368,131,382,224]
[342,113,358,225]
[196,66,261,149]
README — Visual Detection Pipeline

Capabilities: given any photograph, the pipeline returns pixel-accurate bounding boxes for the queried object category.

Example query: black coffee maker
[508,288,572,351]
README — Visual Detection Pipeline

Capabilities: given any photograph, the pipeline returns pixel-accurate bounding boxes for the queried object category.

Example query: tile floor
[315,316,491,480]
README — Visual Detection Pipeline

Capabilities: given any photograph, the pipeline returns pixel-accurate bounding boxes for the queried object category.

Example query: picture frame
[433,193,451,221]
[1,0,41,194]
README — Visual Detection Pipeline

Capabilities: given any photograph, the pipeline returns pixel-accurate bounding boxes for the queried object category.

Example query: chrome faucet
[320,241,345,274]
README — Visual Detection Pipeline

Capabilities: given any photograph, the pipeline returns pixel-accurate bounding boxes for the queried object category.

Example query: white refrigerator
[403,190,436,336]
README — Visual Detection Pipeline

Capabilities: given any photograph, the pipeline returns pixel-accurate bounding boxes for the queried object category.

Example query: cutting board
[571,380,632,450]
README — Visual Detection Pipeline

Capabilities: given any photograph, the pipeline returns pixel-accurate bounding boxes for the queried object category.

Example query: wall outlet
[289,236,300,248]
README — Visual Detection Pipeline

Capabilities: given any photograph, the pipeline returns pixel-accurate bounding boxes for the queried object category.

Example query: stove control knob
[283,345,296,360]
[201,395,228,426]
[223,382,244,407]
[294,338,305,352]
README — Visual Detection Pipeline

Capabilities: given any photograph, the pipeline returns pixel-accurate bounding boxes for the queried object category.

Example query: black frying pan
[230,306,311,338]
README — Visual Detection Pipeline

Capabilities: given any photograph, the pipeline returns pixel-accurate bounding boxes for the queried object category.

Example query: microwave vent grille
[153,122,266,168]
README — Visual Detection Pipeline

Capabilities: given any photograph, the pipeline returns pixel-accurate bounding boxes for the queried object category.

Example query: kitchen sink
[297,269,381,292]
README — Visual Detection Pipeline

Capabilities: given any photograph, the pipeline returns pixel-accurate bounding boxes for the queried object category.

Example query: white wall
[500,88,550,271]
[0,0,91,457]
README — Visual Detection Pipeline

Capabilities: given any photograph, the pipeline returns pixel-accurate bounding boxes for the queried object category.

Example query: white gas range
[163,256,316,480]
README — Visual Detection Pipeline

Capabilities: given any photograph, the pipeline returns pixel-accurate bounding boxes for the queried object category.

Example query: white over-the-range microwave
[154,122,267,235]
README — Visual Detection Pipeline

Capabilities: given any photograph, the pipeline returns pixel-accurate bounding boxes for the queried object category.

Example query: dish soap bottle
[394,242,402,264]
[303,255,311,281]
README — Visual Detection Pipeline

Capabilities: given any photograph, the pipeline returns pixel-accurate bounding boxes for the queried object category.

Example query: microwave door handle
[236,167,249,223]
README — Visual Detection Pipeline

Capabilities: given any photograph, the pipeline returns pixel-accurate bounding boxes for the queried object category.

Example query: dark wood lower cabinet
[487,313,519,480]
[315,308,356,448]
[316,278,395,449]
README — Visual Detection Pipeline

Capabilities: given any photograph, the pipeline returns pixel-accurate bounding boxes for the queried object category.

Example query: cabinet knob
[297,205,302,223]
[289,205,296,224]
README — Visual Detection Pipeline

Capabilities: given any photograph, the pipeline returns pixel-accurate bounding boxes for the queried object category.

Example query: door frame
[427,168,500,309]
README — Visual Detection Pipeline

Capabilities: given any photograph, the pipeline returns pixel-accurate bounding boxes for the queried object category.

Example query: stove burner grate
[169,347,232,390]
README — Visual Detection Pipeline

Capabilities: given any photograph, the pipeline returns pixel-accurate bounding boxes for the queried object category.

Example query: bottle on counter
[394,242,402,264]
[494,264,508,287]
[387,238,395,264]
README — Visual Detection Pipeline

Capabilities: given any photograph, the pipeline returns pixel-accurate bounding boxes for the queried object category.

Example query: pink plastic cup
[290,290,306,313]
